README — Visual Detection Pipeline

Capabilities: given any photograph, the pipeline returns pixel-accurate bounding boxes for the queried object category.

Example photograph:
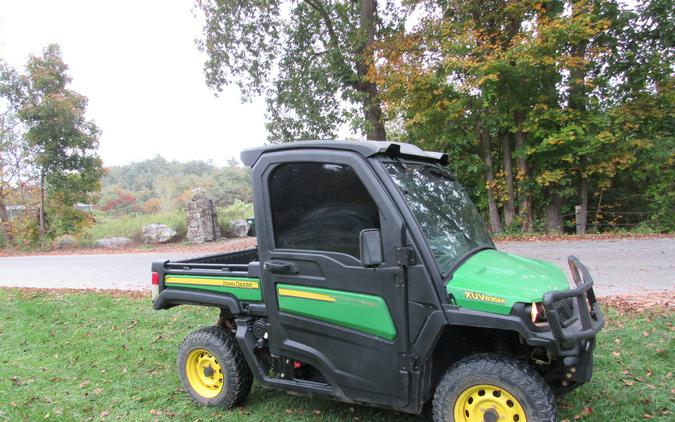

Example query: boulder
[226,220,250,238]
[142,224,177,243]
[95,237,133,248]
[53,234,77,249]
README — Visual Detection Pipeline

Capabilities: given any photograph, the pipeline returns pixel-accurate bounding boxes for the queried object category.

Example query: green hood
[446,249,570,315]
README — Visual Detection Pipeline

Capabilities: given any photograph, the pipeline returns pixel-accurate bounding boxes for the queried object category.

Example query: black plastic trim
[542,256,605,342]
[153,289,242,314]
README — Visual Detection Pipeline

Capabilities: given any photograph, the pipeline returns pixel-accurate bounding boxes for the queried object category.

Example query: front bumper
[542,256,605,344]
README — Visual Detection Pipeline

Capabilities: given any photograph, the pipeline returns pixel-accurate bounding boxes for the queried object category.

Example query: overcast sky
[0,0,268,166]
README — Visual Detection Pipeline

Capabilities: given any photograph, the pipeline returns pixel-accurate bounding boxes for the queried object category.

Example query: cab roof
[240,140,448,167]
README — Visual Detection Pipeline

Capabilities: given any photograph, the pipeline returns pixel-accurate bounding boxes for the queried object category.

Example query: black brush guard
[542,256,605,343]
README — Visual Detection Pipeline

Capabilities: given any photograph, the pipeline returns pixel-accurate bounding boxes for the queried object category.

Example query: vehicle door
[252,149,410,407]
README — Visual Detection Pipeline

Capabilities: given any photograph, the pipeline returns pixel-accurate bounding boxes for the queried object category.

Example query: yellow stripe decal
[278,288,336,302]
[165,276,259,289]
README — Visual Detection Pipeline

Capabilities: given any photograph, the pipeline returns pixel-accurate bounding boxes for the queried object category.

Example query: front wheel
[433,353,556,422]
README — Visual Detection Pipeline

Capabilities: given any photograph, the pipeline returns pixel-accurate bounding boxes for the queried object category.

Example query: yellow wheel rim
[185,348,224,398]
[453,384,527,422]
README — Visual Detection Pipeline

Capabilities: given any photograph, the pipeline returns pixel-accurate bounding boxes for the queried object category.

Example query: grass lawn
[0,289,672,421]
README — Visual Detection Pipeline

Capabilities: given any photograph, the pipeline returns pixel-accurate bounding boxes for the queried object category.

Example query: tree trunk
[362,83,387,140]
[545,191,564,233]
[356,0,386,140]
[500,131,516,226]
[39,170,46,241]
[578,177,588,234]
[569,0,589,234]
[513,110,532,231]
[480,130,501,233]
[0,198,12,244]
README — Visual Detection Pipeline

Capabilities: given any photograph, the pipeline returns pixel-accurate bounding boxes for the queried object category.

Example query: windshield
[383,161,494,275]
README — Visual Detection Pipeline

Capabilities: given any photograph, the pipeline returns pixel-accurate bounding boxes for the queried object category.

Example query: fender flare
[153,289,242,314]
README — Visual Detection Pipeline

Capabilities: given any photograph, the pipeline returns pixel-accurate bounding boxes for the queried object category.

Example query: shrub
[99,190,141,215]
[0,227,6,248]
[142,198,162,214]
[217,201,254,234]
[9,215,40,248]
[87,211,186,242]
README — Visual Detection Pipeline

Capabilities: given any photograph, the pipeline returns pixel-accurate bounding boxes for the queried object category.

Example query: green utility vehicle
[151,141,604,422]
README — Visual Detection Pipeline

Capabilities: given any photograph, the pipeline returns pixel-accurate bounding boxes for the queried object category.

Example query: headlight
[526,302,547,324]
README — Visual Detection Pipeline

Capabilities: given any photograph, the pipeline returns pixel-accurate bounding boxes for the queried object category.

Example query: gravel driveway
[0,237,673,295]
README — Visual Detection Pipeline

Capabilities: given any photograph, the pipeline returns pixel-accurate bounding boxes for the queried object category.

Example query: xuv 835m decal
[277,284,396,340]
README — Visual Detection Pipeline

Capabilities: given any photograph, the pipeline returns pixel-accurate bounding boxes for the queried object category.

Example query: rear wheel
[177,326,253,408]
[433,353,556,422]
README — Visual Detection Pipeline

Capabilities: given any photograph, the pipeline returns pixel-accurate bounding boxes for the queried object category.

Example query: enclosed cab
[152,141,604,422]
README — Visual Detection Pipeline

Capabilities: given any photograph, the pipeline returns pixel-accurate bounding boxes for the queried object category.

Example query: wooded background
[0,0,672,248]
[196,0,673,233]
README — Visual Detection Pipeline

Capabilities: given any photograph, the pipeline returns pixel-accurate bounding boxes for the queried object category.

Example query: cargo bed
[151,247,263,314]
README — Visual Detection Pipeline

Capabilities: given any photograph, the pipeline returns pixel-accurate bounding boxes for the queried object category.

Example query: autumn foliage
[370,0,673,233]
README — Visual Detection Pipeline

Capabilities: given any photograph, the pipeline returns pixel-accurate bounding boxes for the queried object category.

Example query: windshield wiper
[421,165,455,181]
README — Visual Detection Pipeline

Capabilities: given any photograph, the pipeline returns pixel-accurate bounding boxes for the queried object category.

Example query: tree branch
[303,0,360,90]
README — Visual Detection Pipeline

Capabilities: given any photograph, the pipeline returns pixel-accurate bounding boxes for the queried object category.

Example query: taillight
[151,272,159,285]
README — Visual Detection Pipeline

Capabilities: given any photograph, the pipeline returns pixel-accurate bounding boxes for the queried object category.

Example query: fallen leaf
[622,379,634,386]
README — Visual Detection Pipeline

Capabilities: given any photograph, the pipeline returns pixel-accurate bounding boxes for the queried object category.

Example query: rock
[185,188,221,243]
[226,220,250,238]
[142,224,177,243]
[53,234,77,249]
[95,237,133,248]
[191,187,207,201]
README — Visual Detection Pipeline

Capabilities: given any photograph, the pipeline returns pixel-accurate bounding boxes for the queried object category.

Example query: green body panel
[447,249,570,315]
[164,275,262,302]
[276,284,397,340]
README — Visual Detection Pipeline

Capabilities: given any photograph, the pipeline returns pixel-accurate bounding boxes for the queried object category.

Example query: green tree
[195,0,405,141]
[372,0,672,233]
[0,109,29,243]
[8,45,103,240]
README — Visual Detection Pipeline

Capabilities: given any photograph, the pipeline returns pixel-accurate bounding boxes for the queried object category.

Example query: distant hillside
[97,156,252,215]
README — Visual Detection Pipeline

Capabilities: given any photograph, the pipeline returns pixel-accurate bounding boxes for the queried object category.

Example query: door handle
[264,261,298,274]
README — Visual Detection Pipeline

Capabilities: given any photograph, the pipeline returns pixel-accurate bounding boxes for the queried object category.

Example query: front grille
[553,297,575,323]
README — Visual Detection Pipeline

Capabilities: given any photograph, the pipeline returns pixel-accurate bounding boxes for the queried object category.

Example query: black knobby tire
[177,326,253,408]
[432,353,556,422]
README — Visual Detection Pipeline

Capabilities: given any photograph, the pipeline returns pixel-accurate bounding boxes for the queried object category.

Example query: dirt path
[0,237,673,295]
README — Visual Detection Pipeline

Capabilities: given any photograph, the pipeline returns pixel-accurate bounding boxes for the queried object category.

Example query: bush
[9,215,40,248]
[142,198,162,214]
[87,211,186,242]
[99,190,141,215]
[0,227,6,248]
[217,201,254,234]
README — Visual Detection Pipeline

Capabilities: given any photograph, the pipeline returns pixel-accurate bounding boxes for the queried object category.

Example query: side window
[269,162,380,258]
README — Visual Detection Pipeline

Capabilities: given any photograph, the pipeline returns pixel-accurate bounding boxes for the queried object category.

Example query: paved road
[0,238,673,295]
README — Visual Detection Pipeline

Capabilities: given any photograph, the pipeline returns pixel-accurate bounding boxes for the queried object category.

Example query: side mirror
[360,229,383,267]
